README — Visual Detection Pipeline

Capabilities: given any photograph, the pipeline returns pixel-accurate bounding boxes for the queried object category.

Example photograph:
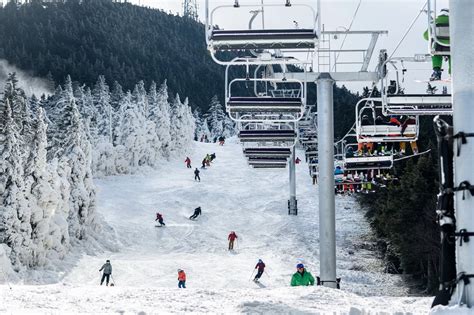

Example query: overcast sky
[130,0,450,93]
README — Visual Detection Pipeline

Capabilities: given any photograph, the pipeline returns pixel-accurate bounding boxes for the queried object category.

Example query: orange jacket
[178,271,186,281]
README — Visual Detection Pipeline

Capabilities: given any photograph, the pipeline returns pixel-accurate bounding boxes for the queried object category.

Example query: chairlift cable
[387,0,428,61]
[332,0,362,71]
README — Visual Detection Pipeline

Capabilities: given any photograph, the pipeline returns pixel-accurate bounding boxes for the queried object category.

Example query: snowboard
[414,78,451,83]
[155,225,165,228]
[394,149,431,162]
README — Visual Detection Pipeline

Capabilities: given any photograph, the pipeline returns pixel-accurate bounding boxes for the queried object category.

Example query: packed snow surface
[0,139,434,314]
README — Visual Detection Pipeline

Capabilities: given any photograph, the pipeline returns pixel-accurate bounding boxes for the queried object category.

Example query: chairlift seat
[385,94,452,115]
[344,155,393,171]
[244,148,291,158]
[227,97,303,113]
[211,29,317,50]
[239,129,296,142]
[358,124,418,142]
[252,164,287,169]
[248,157,288,164]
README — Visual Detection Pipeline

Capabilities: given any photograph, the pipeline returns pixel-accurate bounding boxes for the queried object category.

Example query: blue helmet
[258,259,263,263]
[296,263,304,269]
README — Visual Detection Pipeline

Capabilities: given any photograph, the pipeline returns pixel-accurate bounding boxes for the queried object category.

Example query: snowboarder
[185,157,192,168]
[228,231,238,250]
[424,8,450,81]
[194,168,201,182]
[189,207,201,220]
[178,269,186,288]
[254,259,266,282]
[201,159,206,169]
[210,153,216,162]
[205,154,211,166]
[155,212,165,226]
[99,260,112,286]
[290,263,315,286]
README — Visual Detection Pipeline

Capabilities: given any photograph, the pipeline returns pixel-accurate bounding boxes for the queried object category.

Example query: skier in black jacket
[189,207,202,220]
[194,168,201,181]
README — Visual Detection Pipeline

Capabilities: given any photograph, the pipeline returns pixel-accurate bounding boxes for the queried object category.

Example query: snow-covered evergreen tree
[205,95,225,140]
[154,80,172,158]
[170,94,195,155]
[0,100,32,269]
[56,99,96,240]
[92,76,112,143]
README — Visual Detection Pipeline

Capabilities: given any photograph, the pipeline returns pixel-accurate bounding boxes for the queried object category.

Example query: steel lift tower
[183,0,198,21]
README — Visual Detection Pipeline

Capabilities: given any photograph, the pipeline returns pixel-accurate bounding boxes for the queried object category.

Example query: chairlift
[355,98,419,143]
[205,0,319,62]
[343,143,393,171]
[380,57,452,115]
[239,129,297,144]
[243,147,292,158]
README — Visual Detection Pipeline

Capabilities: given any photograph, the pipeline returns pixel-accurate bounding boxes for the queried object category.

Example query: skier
[201,158,206,169]
[423,8,450,81]
[228,231,238,250]
[253,259,266,282]
[189,206,202,220]
[178,269,186,288]
[295,157,301,164]
[205,154,211,166]
[99,260,112,286]
[210,153,216,162]
[218,136,225,146]
[185,157,192,168]
[290,263,315,286]
[194,168,201,182]
[155,212,165,226]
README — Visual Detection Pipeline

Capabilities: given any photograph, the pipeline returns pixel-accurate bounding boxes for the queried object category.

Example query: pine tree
[92,76,112,143]
[155,80,172,158]
[205,95,225,140]
[56,99,96,240]
[0,100,31,269]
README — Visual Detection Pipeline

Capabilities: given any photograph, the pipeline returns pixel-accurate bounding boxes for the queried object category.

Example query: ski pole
[249,269,255,281]
[264,271,270,278]
[111,274,116,286]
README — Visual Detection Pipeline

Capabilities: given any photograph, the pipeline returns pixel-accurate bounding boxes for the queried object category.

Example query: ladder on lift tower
[317,25,331,72]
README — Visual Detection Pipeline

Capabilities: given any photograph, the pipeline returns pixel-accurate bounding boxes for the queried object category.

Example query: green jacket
[290,270,315,286]
[424,14,449,44]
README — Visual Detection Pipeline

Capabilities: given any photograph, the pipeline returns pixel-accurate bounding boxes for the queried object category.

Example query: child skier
[189,207,202,220]
[185,157,192,168]
[178,269,186,288]
[254,259,266,282]
[155,212,165,226]
[228,231,238,250]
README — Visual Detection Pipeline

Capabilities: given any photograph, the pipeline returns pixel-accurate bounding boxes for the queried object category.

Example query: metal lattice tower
[182,0,198,21]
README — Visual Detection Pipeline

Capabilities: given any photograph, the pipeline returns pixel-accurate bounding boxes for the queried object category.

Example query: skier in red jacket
[185,157,192,168]
[228,231,238,250]
[254,259,266,282]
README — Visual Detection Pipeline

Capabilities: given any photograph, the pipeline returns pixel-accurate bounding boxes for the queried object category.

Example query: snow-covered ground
[0,139,434,314]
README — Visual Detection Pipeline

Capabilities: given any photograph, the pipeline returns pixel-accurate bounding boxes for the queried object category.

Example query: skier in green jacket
[423,8,450,81]
[290,263,315,286]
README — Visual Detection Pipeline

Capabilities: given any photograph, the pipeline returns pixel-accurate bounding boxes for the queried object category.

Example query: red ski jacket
[255,262,265,271]
[156,213,163,220]
[228,232,238,241]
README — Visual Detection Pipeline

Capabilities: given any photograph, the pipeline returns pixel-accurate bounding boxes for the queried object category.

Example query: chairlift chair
[355,98,419,143]
[205,1,319,63]
[426,0,450,56]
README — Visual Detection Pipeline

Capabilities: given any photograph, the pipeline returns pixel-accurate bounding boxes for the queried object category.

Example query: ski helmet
[258,259,262,263]
[296,263,304,269]
[440,8,449,14]
[106,260,110,263]
[178,269,183,272]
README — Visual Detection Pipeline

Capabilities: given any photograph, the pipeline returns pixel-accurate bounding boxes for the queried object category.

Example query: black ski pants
[195,174,200,181]
[101,273,111,286]
[254,270,264,280]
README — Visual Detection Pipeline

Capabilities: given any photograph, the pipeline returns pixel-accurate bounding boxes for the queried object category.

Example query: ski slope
[0,139,434,314]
